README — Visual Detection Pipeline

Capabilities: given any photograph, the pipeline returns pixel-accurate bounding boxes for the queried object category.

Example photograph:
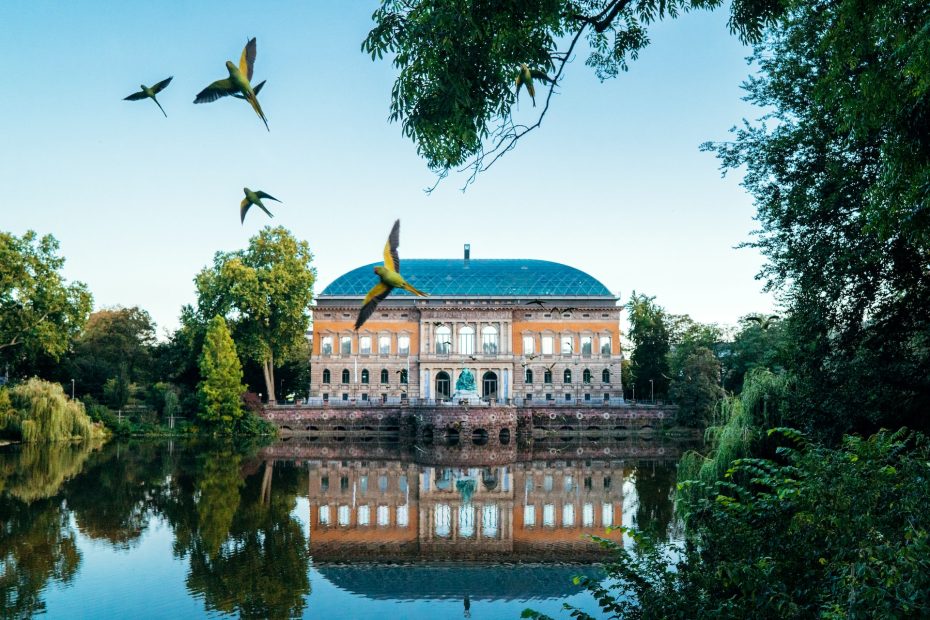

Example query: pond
[0,437,689,619]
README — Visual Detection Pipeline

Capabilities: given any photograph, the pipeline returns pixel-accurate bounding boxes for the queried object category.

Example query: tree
[721,314,790,393]
[669,347,723,426]
[0,378,100,443]
[364,0,786,187]
[190,227,315,404]
[624,292,670,400]
[705,0,930,437]
[197,316,245,433]
[69,307,156,402]
[0,231,92,377]
[666,314,722,383]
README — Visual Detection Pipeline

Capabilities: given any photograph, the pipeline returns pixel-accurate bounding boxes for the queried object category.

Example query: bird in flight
[123,77,173,117]
[515,63,554,107]
[746,314,781,330]
[551,306,578,316]
[240,187,281,223]
[526,300,547,308]
[355,220,429,330]
[194,38,270,131]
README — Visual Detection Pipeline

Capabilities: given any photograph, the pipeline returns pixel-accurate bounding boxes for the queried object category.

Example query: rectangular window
[338,505,350,526]
[565,393,572,402]
[398,335,410,355]
[377,505,390,526]
[459,330,475,355]
[400,369,408,384]
[358,505,370,526]
[378,476,388,492]
[342,393,348,401]
[602,503,613,528]
[584,393,591,401]
[523,335,535,355]
[399,476,408,494]
[524,505,536,527]
[543,504,555,528]
[379,335,391,355]
[360,336,372,355]
[563,504,575,527]
[563,476,574,492]
[543,475,553,492]
[340,336,351,355]
[322,336,333,355]
[361,393,368,401]
[600,336,611,355]
[581,336,592,356]
[482,331,499,354]
[526,393,533,401]
[359,476,368,494]
[340,476,349,491]
[561,336,573,355]
[319,505,330,526]
[542,336,553,355]
[583,503,594,527]
[321,476,329,492]
[397,504,409,527]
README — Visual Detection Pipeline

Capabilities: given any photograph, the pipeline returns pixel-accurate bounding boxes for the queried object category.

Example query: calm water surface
[0,437,686,619]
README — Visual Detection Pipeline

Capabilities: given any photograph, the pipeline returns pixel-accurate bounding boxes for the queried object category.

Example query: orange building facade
[310,251,623,404]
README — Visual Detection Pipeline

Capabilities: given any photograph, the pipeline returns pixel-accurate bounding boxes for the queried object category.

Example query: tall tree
[705,0,930,436]
[197,316,245,433]
[669,347,724,426]
[190,227,315,404]
[625,292,670,400]
[364,0,786,187]
[0,231,92,378]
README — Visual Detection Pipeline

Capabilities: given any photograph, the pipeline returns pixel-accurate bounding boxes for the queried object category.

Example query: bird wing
[151,76,173,93]
[124,90,147,101]
[194,78,237,103]
[233,80,265,99]
[240,37,257,82]
[240,198,251,224]
[355,283,392,330]
[530,69,553,84]
[746,316,763,324]
[383,219,400,272]
[255,191,280,202]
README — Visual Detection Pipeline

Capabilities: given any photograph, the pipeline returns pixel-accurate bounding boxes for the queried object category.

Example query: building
[310,246,622,404]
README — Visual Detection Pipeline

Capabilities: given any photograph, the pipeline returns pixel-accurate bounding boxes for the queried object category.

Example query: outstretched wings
[383,219,400,273]
[355,283,392,330]
[240,37,257,82]
[255,190,280,202]
[530,69,554,84]
[194,78,237,104]
[151,76,173,93]
[124,90,147,101]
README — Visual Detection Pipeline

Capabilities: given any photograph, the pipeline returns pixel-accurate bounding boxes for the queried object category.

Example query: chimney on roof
[464,243,471,267]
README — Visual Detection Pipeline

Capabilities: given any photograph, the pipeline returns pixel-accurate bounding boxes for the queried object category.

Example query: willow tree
[197,316,245,433]
[189,228,315,404]
[0,379,99,443]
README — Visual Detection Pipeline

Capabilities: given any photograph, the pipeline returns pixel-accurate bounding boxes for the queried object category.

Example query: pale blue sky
[0,1,773,336]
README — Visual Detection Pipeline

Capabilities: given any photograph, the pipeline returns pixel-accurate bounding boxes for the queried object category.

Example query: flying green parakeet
[123,77,173,117]
[514,63,554,107]
[194,38,270,131]
[355,219,429,330]
[240,187,281,224]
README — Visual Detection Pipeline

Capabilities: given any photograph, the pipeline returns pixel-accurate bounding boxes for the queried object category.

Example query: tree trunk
[262,352,276,404]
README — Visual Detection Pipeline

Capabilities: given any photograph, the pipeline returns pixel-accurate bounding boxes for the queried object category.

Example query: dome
[320,259,613,298]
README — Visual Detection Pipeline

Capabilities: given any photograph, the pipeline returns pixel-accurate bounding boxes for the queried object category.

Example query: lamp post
[649,379,654,405]
[71,379,75,400]
[632,384,635,402]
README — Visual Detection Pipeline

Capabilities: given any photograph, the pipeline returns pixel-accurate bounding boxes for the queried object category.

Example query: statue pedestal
[448,389,482,405]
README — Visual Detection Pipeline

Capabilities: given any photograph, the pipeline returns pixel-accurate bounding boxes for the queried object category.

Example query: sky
[0,1,774,338]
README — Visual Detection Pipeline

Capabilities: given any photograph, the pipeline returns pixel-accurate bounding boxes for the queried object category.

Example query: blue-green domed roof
[320,259,613,298]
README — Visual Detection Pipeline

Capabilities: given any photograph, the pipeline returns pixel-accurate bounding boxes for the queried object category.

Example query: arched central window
[602,369,611,383]
[322,369,331,384]
[525,368,533,383]
[400,369,408,384]
[459,325,476,355]
[436,325,451,354]
[436,371,451,400]
[341,369,350,384]
[361,369,370,384]
[481,325,499,354]
[583,369,592,384]
[380,369,389,384]
[563,369,572,384]
[544,369,552,384]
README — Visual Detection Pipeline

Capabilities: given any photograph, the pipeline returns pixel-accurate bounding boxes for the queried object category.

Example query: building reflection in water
[305,455,625,563]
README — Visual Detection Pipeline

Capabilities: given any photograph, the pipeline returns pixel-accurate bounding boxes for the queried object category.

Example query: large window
[561,336,574,355]
[544,369,552,384]
[602,369,610,383]
[379,335,390,355]
[436,325,451,354]
[322,336,333,356]
[563,369,572,384]
[525,369,533,383]
[481,325,499,354]
[581,336,592,357]
[459,325,476,355]
[400,369,408,384]
[380,369,389,384]
[542,336,554,355]
[398,335,410,355]
[523,335,534,355]
[341,369,350,384]
[360,336,372,355]
[340,336,351,355]
[361,369,370,384]
[583,369,592,384]
[600,336,611,355]
[322,369,331,384]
